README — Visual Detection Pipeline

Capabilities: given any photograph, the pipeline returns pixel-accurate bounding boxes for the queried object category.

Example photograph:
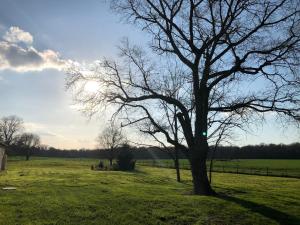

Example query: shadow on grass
[179,180,194,188]
[128,169,148,175]
[93,168,148,175]
[217,193,299,225]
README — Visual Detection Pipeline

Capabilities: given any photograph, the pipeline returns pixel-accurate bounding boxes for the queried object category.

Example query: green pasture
[138,159,300,177]
[0,157,299,225]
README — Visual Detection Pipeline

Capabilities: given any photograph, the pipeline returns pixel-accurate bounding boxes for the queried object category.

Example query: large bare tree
[67,0,300,195]
[0,115,24,146]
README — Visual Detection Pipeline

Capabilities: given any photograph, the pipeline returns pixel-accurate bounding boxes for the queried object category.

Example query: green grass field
[138,159,300,177]
[0,157,299,225]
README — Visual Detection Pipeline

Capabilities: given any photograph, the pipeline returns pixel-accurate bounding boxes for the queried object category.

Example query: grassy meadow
[0,157,299,225]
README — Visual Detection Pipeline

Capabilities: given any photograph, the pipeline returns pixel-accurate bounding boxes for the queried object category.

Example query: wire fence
[137,160,300,178]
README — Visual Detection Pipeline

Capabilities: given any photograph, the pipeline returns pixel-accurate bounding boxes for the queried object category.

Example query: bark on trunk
[190,140,215,195]
[174,157,181,182]
[190,157,215,195]
[173,106,181,183]
[26,148,30,161]
[209,146,217,184]
[1,154,7,171]
[109,148,114,167]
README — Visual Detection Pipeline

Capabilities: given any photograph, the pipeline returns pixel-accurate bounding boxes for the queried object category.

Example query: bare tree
[207,113,238,184]
[18,133,40,161]
[97,122,126,166]
[0,115,24,146]
[166,104,183,183]
[67,0,300,195]
[135,106,183,182]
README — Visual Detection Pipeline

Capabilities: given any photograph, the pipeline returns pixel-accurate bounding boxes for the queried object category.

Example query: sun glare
[84,81,99,93]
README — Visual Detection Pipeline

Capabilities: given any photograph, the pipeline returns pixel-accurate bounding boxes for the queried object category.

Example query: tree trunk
[174,157,181,182]
[1,154,7,171]
[109,148,114,167]
[173,106,181,182]
[190,157,215,195]
[26,148,30,161]
[190,140,215,195]
[209,146,217,184]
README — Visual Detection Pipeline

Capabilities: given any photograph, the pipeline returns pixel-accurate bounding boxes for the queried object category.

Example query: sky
[0,0,299,149]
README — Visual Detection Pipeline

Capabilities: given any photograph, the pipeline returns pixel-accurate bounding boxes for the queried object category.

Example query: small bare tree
[97,122,126,166]
[207,113,240,184]
[0,115,24,146]
[120,63,187,182]
[18,133,40,161]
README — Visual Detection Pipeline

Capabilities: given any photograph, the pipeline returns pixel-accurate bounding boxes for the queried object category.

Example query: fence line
[137,160,300,178]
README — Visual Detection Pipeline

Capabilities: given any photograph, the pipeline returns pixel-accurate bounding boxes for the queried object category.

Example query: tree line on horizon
[6,142,300,160]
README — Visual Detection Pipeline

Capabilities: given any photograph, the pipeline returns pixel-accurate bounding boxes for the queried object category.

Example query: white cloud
[24,122,63,138]
[0,26,72,72]
[3,26,33,45]
[0,26,104,74]
[23,121,98,149]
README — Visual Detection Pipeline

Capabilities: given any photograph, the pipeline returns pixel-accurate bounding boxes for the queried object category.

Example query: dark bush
[116,145,136,171]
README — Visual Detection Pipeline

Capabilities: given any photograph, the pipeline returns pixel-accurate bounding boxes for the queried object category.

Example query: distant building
[0,143,7,171]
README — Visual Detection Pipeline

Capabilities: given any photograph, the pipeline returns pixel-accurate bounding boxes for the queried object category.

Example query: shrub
[116,145,136,171]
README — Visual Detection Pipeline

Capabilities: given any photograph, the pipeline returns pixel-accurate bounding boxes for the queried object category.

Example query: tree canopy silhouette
[18,132,40,161]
